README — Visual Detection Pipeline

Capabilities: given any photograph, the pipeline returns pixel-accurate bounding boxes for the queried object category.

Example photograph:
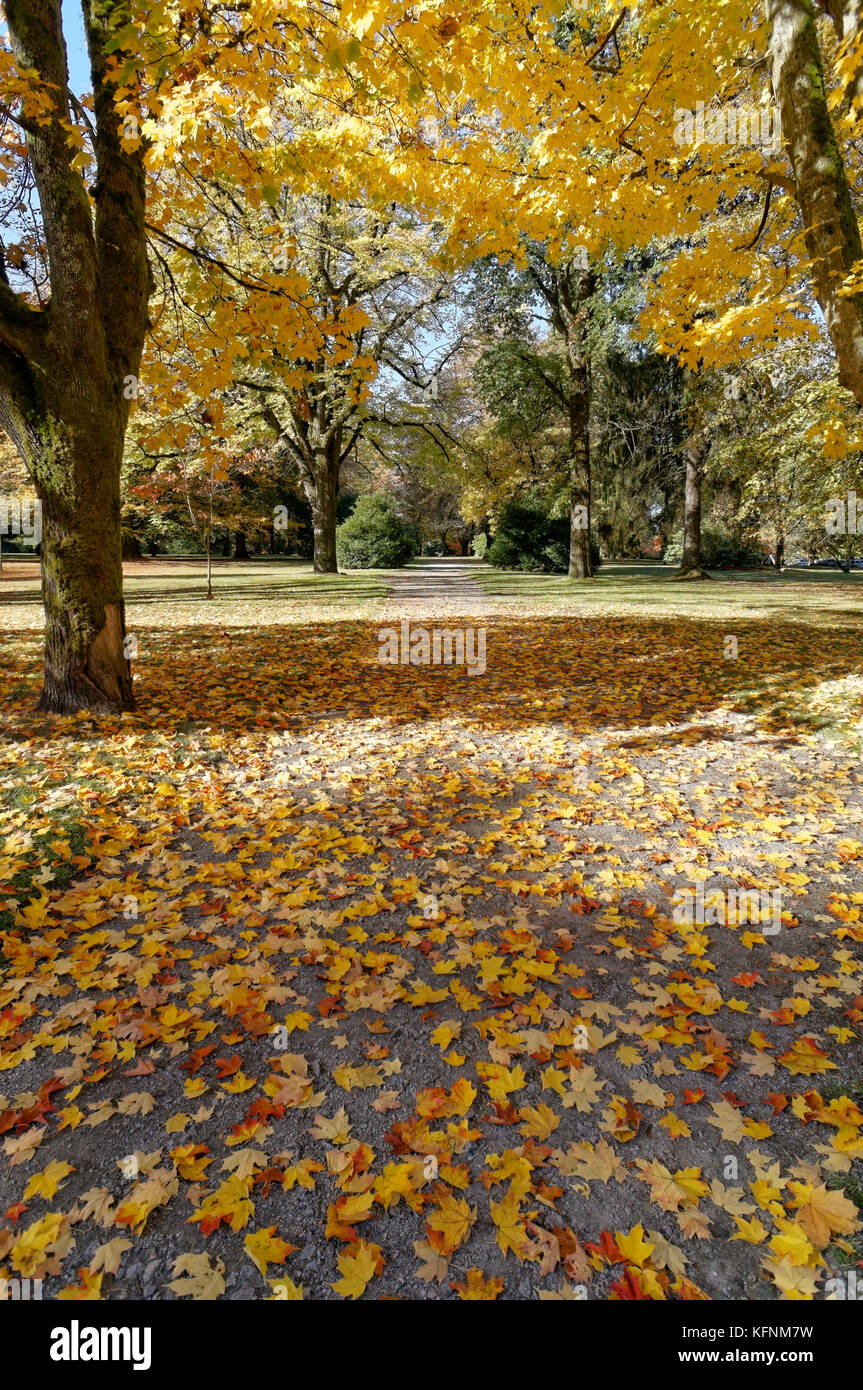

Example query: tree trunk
[564,268,594,580]
[775,534,785,571]
[0,317,136,711]
[766,0,863,405]
[0,1,150,712]
[568,409,592,579]
[40,416,133,711]
[677,442,709,579]
[233,529,248,559]
[302,442,340,573]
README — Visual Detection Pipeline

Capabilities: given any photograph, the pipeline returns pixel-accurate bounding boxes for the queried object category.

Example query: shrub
[470,532,488,559]
[662,526,763,570]
[487,502,601,573]
[336,494,415,569]
[423,539,446,556]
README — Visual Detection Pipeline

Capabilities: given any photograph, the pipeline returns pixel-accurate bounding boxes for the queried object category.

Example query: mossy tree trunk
[767,0,863,406]
[0,1,150,712]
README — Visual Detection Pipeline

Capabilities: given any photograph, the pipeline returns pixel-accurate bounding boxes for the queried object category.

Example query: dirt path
[377,557,490,618]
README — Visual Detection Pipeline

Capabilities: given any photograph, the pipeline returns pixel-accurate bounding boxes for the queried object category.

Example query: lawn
[474,559,863,625]
[1,559,862,1302]
[0,557,388,630]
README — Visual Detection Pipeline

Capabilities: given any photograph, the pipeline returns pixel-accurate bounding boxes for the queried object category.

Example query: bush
[662,526,763,570]
[470,532,488,559]
[423,539,446,556]
[487,502,601,573]
[336,494,416,569]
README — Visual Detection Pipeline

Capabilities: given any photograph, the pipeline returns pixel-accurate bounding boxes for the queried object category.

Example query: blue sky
[0,5,90,96]
[63,2,91,98]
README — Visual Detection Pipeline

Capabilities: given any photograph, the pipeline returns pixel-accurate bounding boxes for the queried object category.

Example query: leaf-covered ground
[2,560,863,1301]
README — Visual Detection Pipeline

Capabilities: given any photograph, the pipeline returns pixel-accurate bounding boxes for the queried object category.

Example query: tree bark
[677,440,709,578]
[233,529,248,559]
[0,1,150,712]
[304,449,339,573]
[568,390,592,579]
[767,0,863,405]
[561,267,594,579]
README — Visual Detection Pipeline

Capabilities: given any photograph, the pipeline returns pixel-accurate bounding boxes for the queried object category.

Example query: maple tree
[0,0,149,712]
[3,0,863,704]
[766,0,863,405]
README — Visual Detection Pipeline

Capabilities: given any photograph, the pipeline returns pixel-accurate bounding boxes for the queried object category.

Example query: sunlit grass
[0,557,388,629]
[474,559,863,624]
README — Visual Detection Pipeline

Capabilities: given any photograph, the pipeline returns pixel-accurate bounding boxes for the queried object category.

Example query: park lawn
[1,562,863,1300]
[0,557,388,631]
[474,559,863,626]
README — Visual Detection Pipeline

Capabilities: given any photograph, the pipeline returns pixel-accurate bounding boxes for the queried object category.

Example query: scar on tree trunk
[39,603,133,714]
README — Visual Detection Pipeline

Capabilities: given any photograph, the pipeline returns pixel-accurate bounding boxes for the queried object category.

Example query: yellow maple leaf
[269,1276,304,1300]
[331,1239,382,1299]
[490,1190,532,1260]
[731,1216,768,1244]
[451,1266,504,1300]
[616,1224,655,1268]
[244,1226,295,1277]
[56,1268,103,1300]
[660,1113,691,1139]
[787,1182,860,1247]
[519,1103,560,1139]
[430,1021,461,1049]
[23,1159,75,1201]
[426,1193,477,1254]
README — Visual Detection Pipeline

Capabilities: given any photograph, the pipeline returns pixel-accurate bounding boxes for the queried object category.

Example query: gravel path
[376,557,490,618]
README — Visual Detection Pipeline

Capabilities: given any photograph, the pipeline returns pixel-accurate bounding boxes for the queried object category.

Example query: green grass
[474,559,863,624]
[822,1080,863,1108]
[0,557,388,628]
[825,1170,863,1270]
[0,769,92,934]
[816,1082,863,1270]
